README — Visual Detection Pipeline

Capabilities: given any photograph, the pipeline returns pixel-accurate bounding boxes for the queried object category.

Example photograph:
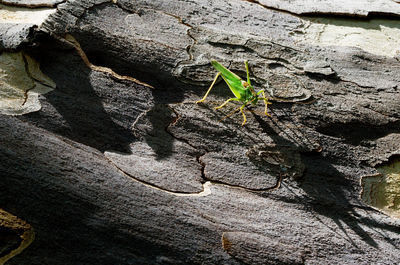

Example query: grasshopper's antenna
[245,61,251,86]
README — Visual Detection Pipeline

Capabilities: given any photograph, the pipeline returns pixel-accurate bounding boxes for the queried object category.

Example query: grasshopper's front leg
[215,97,240,110]
[239,104,247,126]
[256,90,271,116]
[196,72,221,104]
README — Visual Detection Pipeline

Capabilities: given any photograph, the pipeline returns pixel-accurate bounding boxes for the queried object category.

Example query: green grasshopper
[196,60,271,126]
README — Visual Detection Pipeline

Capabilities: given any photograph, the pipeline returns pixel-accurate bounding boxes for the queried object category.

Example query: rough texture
[0,24,32,50]
[0,4,56,50]
[1,0,64,8]
[253,0,400,17]
[1,0,400,264]
[297,18,400,58]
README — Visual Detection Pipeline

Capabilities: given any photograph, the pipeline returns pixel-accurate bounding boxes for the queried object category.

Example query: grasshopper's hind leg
[196,72,221,104]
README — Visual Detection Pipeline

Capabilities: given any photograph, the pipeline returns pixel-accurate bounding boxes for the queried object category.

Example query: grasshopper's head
[242,81,258,105]
[242,81,256,95]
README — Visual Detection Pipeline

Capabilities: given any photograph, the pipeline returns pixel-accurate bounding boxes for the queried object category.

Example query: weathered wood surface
[1,0,64,8]
[1,0,400,264]
[251,0,400,17]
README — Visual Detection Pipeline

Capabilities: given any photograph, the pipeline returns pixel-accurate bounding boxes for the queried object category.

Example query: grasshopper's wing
[211,60,246,99]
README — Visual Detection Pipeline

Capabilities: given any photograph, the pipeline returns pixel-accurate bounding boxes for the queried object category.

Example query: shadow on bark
[19,37,140,154]
[251,109,398,249]
[0,152,178,264]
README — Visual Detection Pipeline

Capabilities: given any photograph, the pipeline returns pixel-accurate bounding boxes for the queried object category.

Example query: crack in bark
[112,2,197,68]
[208,37,303,69]
[316,120,400,147]
[103,104,212,196]
[196,153,207,183]
[306,70,382,98]
[161,11,197,67]
[167,105,284,193]
[131,108,152,134]
[104,154,212,196]
[51,33,154,88]
[165,105,209,184]
[50,1,289,195]
[166,105,206,152]
[243,0,301,18]
[21,53,38,106]
[203,170,284,193]
[339,78,375,89]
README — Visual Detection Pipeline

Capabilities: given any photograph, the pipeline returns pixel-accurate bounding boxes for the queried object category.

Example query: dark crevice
[306,71,376,89]
[316,120,400,145]
[0,227,21,258]
[196,154,207,183]
[207,41,253,54]
[201,173,284,192]
[302,11,400,19]
[373,154,400,168]
[268,62,288,70]
[305,72,340,84]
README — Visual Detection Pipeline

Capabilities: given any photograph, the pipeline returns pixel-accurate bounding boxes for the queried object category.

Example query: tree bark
[1,0,400,264]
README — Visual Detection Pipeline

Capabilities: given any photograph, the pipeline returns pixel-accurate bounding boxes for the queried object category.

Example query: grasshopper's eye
[242,81,250,88]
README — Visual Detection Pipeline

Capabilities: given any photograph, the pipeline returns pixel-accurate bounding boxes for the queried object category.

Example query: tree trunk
[1,0,400,264]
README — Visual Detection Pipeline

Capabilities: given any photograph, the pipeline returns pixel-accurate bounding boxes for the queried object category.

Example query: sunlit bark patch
[361,157,400,219]
[297,18,400,58]
[0,52,55,115]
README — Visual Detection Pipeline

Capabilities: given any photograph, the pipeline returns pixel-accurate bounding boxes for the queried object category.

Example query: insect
[196,60,271,126]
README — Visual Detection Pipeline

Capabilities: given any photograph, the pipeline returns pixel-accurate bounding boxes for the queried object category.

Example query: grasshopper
[196,60,271,126]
